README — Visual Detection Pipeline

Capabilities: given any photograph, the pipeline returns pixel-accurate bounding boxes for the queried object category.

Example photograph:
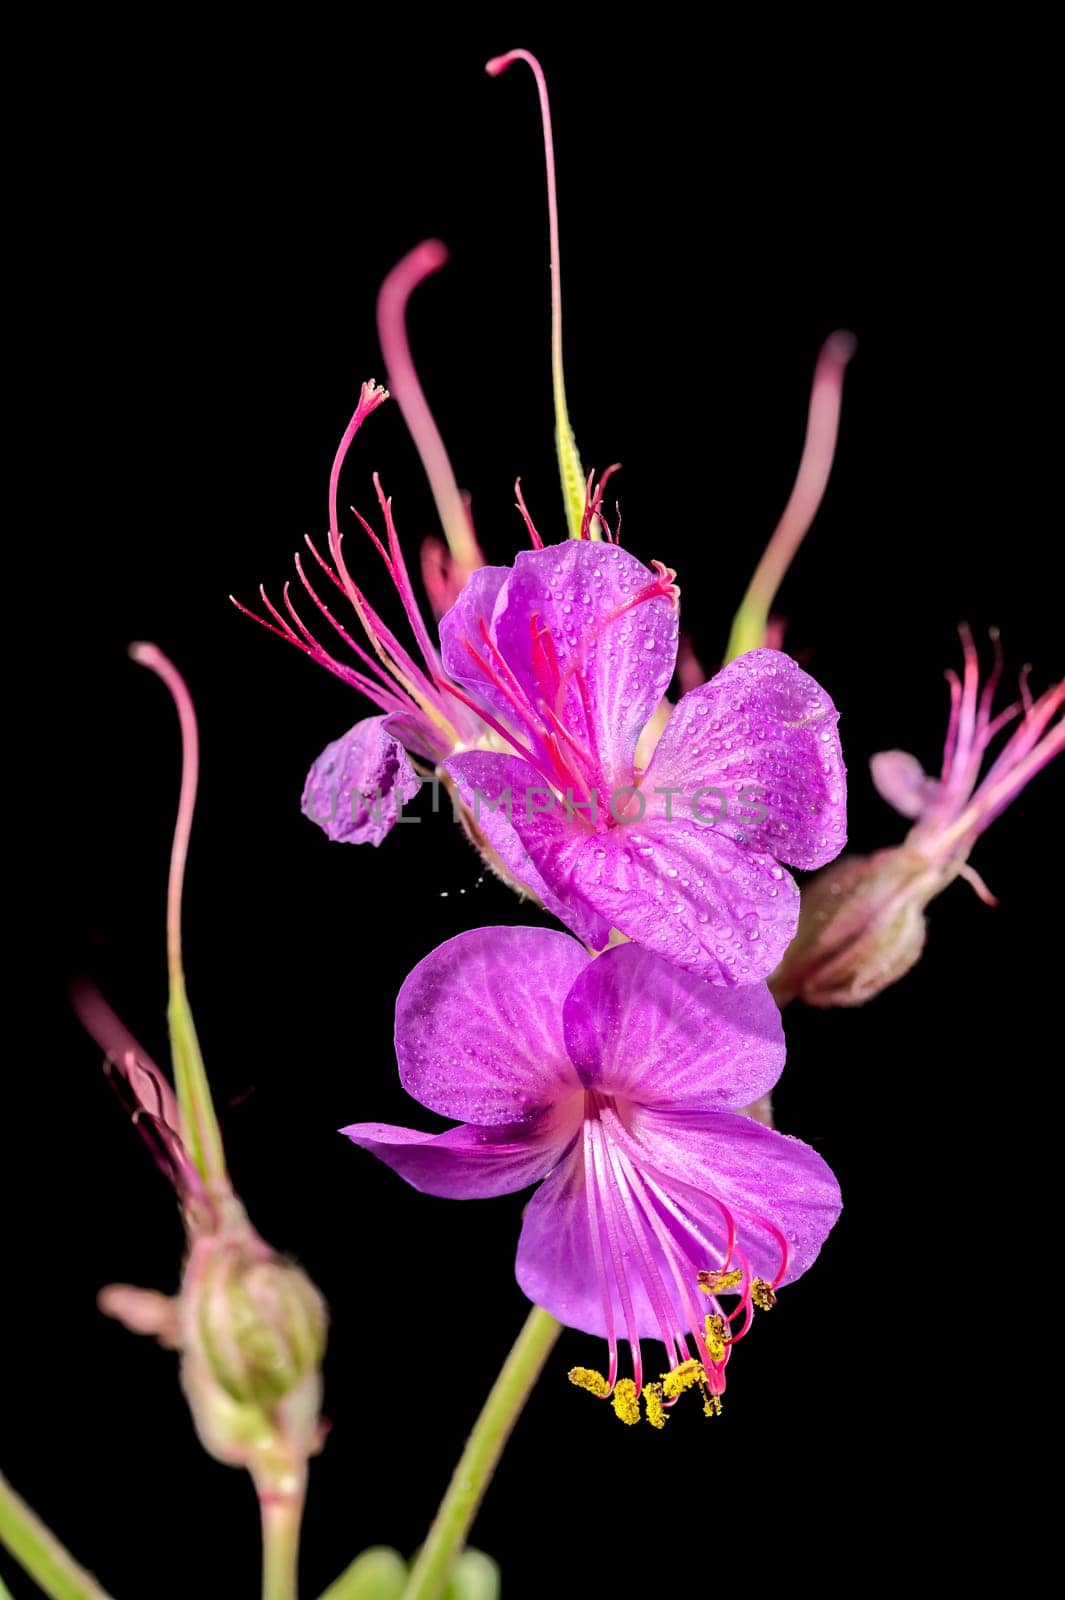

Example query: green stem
[0,1474,114,1600]
[399,1306,561,1600]
[261,1485,306,1600]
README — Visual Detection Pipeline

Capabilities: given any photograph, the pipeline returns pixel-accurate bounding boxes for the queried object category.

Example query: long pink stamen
[579,464,622,542]
[513,479,544,549]
[613,1146,714,1376]
[939,701,1065,851]
[376,241,482,574]
[602,1138,684,1369]
[587,1118,644,1393]
[293,550,413,706]
[231,592,398,703]
[371,475,447,680]
[944,623,982,803]
[327,380,389,551]
[582,1121,619,1393]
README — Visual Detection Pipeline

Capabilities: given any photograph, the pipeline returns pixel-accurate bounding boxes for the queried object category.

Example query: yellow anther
[702,1392,723,1419]
[568,1366,610,1398]
[611,1378,640,1426]
[697,1268,743,1294]
[661,1358,705,1398]
[643,1382,667,1430]
[704,1313,732,1364]
[751,1278,778,1311]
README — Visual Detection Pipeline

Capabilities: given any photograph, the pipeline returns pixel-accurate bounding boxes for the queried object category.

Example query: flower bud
[179,1226,327,1477]
[770,848,940,1008]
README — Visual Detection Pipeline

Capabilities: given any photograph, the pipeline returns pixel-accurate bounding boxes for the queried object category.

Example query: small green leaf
[442,1549,501,1600]
[319,1546,407,1600]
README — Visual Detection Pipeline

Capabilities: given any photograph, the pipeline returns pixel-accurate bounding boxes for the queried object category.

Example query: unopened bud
[770,848,940,1008]
[180,1227,327,1475]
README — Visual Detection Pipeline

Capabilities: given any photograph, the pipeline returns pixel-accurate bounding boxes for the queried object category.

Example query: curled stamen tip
[129,641,161,667]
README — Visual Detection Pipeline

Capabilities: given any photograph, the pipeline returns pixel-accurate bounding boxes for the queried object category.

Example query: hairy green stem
[0,1474,113,1600]
[400,1306,561,1600]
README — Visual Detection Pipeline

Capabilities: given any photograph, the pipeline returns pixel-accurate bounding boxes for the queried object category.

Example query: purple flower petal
[515,1146,673,1339]
[644,649,847,870]
[492,543,679,792]
[495,801,801,983]
[870,748,939,819]
[394,926,586,1125]
[445,750,612,949]
[340,1115,577,1199]
[301,716,421,846]
[438,564,515,723]
[561,943,785,1108]
[380,709,447,763]
[621,1106,842,1285]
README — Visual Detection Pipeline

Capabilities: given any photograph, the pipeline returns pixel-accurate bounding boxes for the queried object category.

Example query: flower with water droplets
[343,926,841,1424]
[444,570,847,982]
[772,627,1064,1005]
[235,50,852,933]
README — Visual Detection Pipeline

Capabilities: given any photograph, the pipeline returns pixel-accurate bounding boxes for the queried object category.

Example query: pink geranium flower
[343,927,841,1425]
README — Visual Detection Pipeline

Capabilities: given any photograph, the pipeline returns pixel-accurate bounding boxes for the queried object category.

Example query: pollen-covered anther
[611,1378,640,1425]
[697,1268,743,1294]
[702,1393,724,1419]
[661,1359,705,1399]
[751,1278,778,1311]
[568,1366,610,1399]
[704,1313,732,1364]
[643,1382,667,1430]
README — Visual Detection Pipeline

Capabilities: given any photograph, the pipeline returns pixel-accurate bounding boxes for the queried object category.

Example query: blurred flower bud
[774,630,1062,1007]
[770,847,937,1007]
[180,1223,328,1480]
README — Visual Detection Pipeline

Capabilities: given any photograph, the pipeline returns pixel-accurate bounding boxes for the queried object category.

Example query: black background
[7,21,1060,1599]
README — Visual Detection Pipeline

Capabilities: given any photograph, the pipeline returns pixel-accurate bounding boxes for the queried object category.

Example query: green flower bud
[179,1224,327,1477]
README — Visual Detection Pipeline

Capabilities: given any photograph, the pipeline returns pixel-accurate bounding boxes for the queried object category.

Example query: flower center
[456,562,680,809]
[567,1090,786,1427]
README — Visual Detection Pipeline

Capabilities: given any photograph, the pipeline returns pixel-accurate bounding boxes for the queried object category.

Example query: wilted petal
[301,716,421,846]
[394,926,586,1124]
[645,649,846,870]
[622,1106,842,1284]
[341,1117,575,1198]
[561,943,785,1108]
[870,749,939,819]
[381,709,447,763]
